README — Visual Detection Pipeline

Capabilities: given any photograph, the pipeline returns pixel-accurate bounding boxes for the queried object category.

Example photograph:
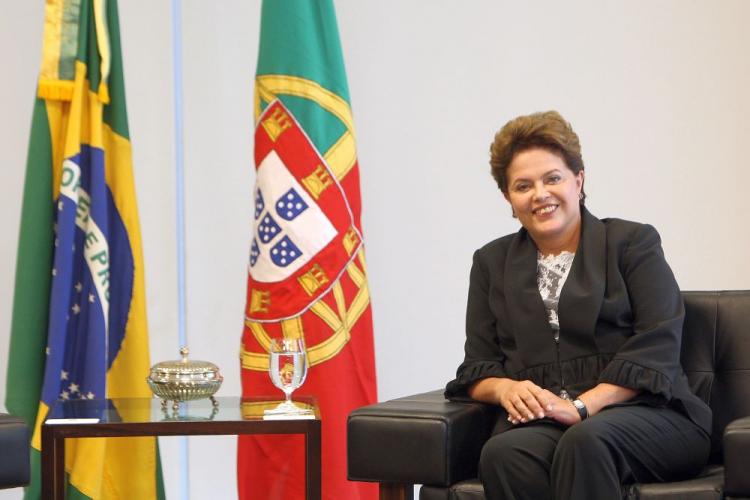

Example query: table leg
[305,420,321,500]
[42,425,66,500]
[379,483,414,500]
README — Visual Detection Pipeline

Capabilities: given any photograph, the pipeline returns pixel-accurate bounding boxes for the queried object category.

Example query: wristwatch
[572,399,588,420]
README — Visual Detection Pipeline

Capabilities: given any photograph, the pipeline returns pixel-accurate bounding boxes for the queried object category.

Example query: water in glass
[270,350,307,395]
[264,338,312,417]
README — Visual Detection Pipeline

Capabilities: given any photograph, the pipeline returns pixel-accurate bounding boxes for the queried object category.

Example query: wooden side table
[41,397,321,499]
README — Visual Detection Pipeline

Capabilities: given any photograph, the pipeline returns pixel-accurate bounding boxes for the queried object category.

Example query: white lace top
[536,251,575,341]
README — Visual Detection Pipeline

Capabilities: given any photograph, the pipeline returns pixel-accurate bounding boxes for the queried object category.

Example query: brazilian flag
[5,1,164,498]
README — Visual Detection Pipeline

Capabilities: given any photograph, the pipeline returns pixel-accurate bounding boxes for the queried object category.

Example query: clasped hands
[498,379,581,426]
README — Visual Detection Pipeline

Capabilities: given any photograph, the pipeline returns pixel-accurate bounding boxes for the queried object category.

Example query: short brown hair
[489,111,585,203]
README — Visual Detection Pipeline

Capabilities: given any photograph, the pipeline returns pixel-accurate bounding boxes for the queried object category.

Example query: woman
[445,111,711,500]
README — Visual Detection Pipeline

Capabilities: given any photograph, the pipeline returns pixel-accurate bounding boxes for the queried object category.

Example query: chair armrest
[724,416,750,497]
[0,414,30,489]
[347,389,498,487]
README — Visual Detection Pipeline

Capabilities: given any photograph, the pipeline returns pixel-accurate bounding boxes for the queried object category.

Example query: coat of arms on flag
[246,100,362,321]
[238,2,377,499]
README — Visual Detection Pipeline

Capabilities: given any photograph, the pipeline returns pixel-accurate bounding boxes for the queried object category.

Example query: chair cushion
[348,390,497,485]
[724,416,750,497]
[421,479,484,500]
[419,466,725,500]
[681,291,750,461]
[0,414,29,489]
[625,465,724,500]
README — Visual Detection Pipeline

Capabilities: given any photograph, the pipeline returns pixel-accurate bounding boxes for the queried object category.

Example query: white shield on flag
[249,150,337,283]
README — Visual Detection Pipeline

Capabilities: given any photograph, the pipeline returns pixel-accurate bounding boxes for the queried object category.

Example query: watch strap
[572,399,588,420]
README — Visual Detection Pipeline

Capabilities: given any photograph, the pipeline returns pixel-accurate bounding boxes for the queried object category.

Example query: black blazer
[446,207,711,435]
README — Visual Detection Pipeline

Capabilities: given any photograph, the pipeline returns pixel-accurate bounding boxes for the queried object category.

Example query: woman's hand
[468,378,588,426]
[538,391,581,426]
[471,379,639,426]
[498,380,553,424]
[504,388,581,426]
[530,383,640,426]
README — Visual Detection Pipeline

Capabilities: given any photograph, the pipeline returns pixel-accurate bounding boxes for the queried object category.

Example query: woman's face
[504,148,584,250]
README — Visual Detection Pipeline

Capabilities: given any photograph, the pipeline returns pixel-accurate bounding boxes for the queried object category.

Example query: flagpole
[171,0,189,498]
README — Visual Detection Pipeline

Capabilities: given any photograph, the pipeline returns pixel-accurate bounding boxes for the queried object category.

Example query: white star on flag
[69,383,79,393]
[72,304,80,314]
[60,391,70,400]
[60,370,69,381]
[89,294,95,303]
[75,282,83,292]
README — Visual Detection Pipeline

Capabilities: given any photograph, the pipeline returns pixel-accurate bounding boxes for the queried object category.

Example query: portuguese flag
[5,1,163,498]
[239,1,378,498]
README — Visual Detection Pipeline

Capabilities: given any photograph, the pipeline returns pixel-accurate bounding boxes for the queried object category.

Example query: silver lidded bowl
[147,347,223,411]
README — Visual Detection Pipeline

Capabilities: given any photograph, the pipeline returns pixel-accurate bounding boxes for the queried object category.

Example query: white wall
[2,1,749,498]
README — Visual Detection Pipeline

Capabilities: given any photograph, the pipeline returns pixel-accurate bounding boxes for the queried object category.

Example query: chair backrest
[681,290,750,461]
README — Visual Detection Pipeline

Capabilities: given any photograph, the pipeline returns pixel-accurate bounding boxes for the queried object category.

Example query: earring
[511,208,517,218]
[578,192,583,200]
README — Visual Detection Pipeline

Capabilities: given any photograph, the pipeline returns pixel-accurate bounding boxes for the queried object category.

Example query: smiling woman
[490,111,586,256]
[444,111,713,500]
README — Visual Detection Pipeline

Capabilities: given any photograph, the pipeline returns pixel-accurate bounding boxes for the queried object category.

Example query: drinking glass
[264,337,311,416]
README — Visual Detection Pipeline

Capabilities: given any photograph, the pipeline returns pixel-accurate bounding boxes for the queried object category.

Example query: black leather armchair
[0,413,29,489]
[348,291,750,500]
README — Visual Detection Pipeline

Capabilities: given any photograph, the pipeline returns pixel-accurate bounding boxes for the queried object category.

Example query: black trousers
[479,405,710,500]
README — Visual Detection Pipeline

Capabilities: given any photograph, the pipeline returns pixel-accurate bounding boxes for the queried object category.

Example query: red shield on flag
[239,99,377,499]
[246,100,363,322]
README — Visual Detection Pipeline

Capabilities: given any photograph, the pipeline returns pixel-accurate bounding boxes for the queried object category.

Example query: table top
[44,396,320,426]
